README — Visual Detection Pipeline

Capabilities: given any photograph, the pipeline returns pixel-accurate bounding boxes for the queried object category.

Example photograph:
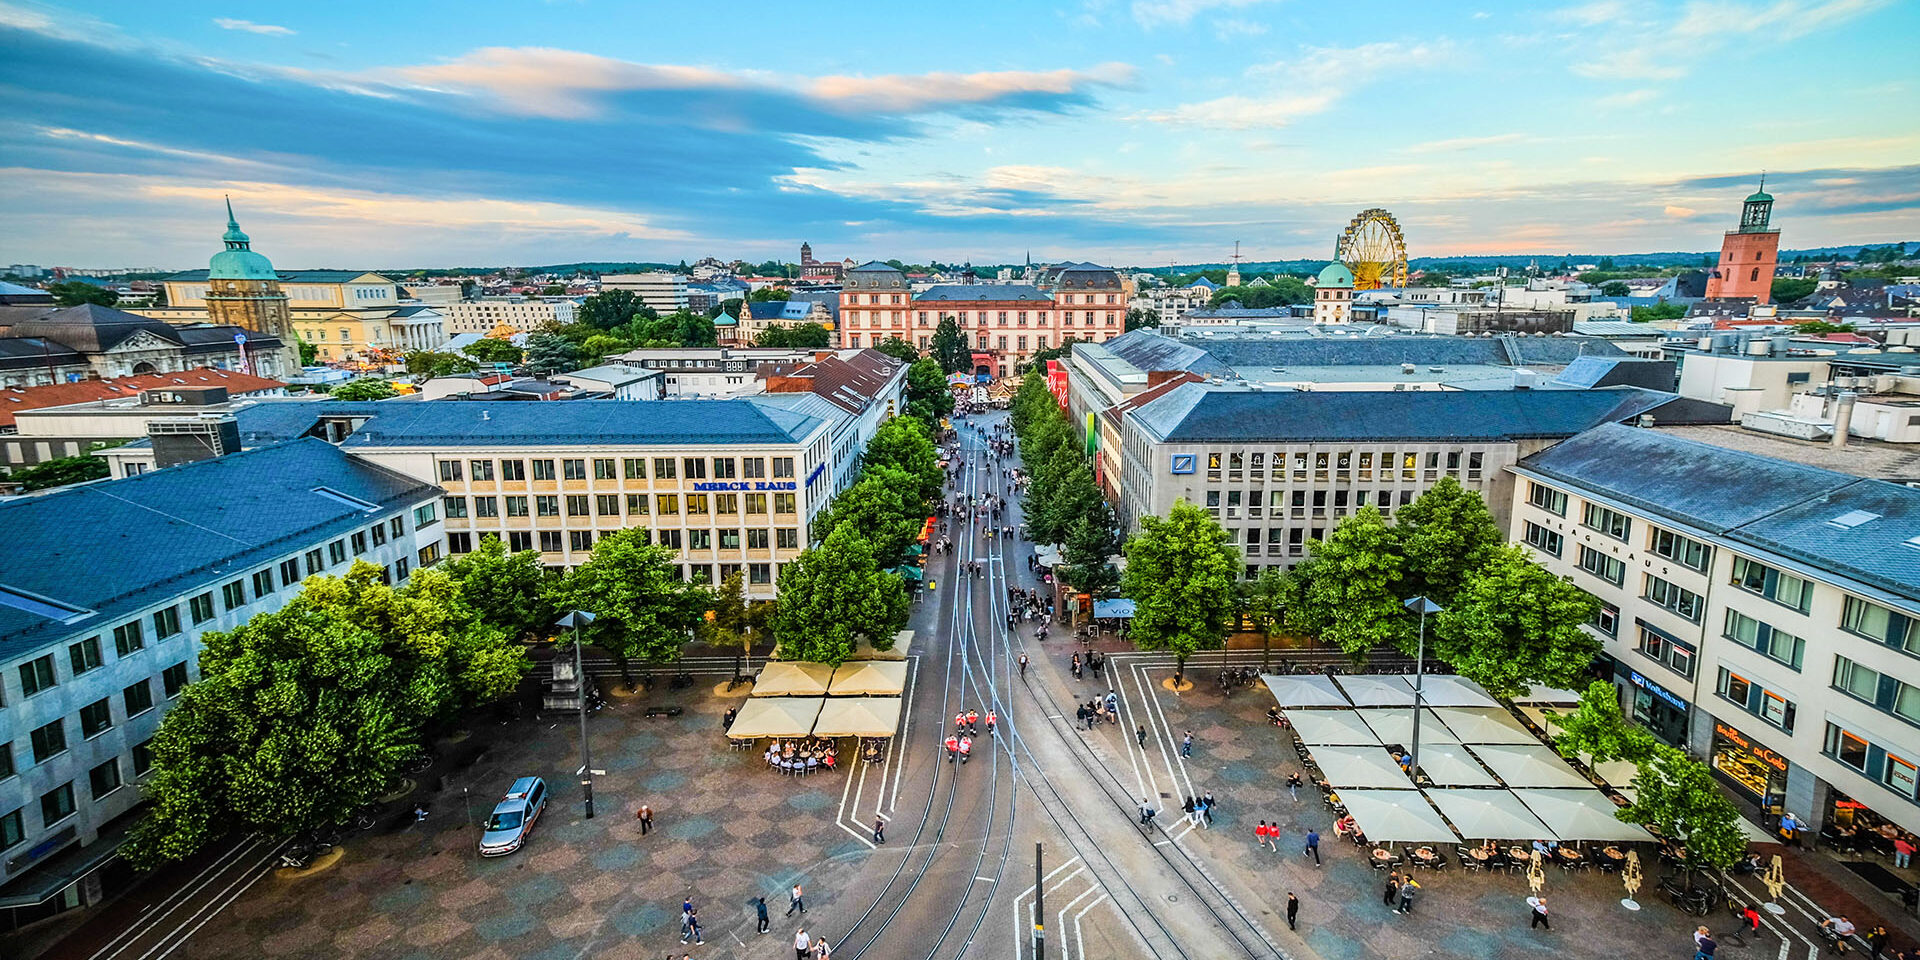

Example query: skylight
[0,585,92,624]
[1827,510,1881,529]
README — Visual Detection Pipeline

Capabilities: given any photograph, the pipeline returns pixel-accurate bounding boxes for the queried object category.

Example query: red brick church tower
[1703,179,1781,303]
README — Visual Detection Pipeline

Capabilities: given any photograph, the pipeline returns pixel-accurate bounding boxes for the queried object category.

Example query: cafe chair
[1457,846,1483,872]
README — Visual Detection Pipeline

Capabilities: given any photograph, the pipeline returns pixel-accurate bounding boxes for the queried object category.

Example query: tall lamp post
[555,610,598,819]
[1403,596,1443,777]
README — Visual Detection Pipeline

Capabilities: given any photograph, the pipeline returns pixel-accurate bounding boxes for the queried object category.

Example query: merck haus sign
[690,481,798,492]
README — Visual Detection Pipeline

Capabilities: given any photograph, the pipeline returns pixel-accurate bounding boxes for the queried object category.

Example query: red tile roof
[0,367,286,428]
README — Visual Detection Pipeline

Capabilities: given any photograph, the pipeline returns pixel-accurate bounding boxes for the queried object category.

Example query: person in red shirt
[984,711,997,735]
[944,734,959,763]
[958,736,972,764]
[1255,820,1274,851]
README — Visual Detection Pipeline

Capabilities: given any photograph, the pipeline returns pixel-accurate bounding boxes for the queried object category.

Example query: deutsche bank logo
[1170,454,1196,474]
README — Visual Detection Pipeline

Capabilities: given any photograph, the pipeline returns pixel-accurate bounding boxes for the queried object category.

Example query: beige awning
[813,697,904,738]
[828,660,908,696]
[753,661,836,697]
[1433,706,1539,744]
[726,697,825,739]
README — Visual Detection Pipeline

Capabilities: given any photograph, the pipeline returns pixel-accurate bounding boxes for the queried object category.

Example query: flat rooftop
[1653,423,1920,481]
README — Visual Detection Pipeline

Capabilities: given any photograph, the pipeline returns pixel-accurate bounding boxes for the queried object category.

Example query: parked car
[478,776,548,856]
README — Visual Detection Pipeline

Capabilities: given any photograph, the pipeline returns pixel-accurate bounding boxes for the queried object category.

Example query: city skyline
[2,0,1917,268]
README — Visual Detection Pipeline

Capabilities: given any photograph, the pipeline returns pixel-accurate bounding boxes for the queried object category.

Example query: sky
[1,0,1917,270]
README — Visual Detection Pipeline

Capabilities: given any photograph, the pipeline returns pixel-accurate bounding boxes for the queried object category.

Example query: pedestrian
[1182,732,1194,758]
[1140,798,1155,825]
[1696,928,1719,959]
[1528,896,1549,930]
[756,897,770,934]
[1304,828,1321,866]
[637,804,654,836]
[1398,878,1419,915]
[788,882,805,916]
[1195,797,1210,829]
[1867,925,1888,959]
[687,907,704,945]
[945,733,959,763]
[1076,703,1088,727]
[794,928,811,960]
[1136,725,1148,747]
[814,936,832,959]
[873,817,885,844]
[1286,893,1299,931]
[985,710,996,735]
[1071,654,1081,680]
[1202,791,1216,824]
[1383,871,1402,906]
[1897,836,1915,869]
[1287,772,1302,802]
[723,706,737,730]
[1741,903,1761,936]
[959,736,972,764]
[1019,654,1029,677]
[1182,796,1196,824]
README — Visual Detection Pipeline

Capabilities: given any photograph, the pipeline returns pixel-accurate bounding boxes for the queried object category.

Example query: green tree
[578,333,631,359]
[904,358,955,429]
[441,534,553,642]
[1242,567,1287,671]
[756,323,832,348]
[769,523,911,665]
[1629,302,1689,323]
[1028,459,1102,547]
[1550,680,1657,766]
[295,336,318,367]
[331,379,397,401]
[862,416,943,509]
[1794,320,1855,334]
[1124,308,1159,331]
[670,311,718,347]
[812,466,925,566]
[7,454,109,490]
[1600,280,1630,297]
[1030,338,1084,365]
[749,287,789,302]
[525,332,580,375]
[1058,500,1121,596]
[1393,476,1503,604]
[574,289,644,331]
[930,315,969,373]
[1618,744,1749,871]
[874,337,920,363]
[47,280,118,307]
[545,529,711,686]
[703,571,773,681]
[541,284,566,296]
[463,337,523,365]
[1121,500,1239,682]
[1282,507,1408,662]
[124,563,525,867]
[1430,544,1600,699]
[404,351,477,377]
[1208,277,1312,309]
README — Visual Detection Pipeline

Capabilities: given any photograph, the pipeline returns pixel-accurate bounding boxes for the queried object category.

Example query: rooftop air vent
[1827,510,1880,529]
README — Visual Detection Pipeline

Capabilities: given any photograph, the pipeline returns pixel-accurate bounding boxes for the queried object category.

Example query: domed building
[202,200,294,343]
[1313,261,1355,324]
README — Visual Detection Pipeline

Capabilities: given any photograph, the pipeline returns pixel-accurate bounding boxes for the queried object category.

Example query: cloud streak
[213,17,294,36]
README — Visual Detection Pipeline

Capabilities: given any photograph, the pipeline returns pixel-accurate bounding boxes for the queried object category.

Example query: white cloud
[213,17,294,36]
[1131,0,1278,28]
[1595,88,1659,108]
[1554,0,1629,25]
[1144,41,1449,129]
[1566,0,1891,80]
[1663,204,1697,217]
[1406,133,1531,153]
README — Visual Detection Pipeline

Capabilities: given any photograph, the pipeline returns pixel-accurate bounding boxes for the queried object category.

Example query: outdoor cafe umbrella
[812,697,904,738]
[1333,675,1416,707]
[1260,674,1351,708]
[1331,789,1457,843]
[1425,788,1554,841]
[752,661,835,697]
[1510,788,1655,843]
[1288,711,1382,746]
[725,697,825,739]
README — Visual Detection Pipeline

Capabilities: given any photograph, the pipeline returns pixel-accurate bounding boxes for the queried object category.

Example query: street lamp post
[555,610,598,819]
[1403,596,1443,777]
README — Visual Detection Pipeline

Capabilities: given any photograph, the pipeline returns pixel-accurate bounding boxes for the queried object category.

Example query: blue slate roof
[1099,330,1234,378]
[330,399,825,448]
[0,438,439,659]
[1131,384,1684,443]
[914,285,1053,303]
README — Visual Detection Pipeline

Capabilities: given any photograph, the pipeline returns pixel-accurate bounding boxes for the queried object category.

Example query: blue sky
[1,0,1916,269]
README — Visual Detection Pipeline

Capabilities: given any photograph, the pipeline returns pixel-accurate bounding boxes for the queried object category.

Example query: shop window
[1826,723,1870,771]
[1884,755,1919,799]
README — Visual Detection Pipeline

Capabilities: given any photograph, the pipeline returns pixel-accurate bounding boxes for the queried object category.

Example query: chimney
[1831,391,1857,448]
[813,350,834,363]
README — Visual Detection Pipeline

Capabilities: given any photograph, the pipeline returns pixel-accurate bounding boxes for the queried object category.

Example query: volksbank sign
[690,481,799,492]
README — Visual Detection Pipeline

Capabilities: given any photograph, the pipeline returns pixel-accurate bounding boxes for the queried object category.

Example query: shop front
[1710,720,1790,817]
[1823,789,1918,861]
[1615,661,1691,746]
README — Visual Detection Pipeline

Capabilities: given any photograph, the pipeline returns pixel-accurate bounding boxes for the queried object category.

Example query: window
[1577,545,1625,586]
[80,698,113,738]
[1761,691,1796,731]
[470,459,495,482]
[1522,522,1563,557]
[686,494,710,515]
[253,569,276,599]
[508,531,533,552]
[532,459,556,481]
[69,637,103,676]
[1589,600,1620,637]
[563,458,587,481]
[658,529,683,549]
[683,458,707,480]
[444,496,468,519]
[773,457,795,479]
[1833,656,1880,702]
[539,531,563,552]
[654,458,677,480]
[417,542,441,567]
[396,557,409,581]
[390,516,405,540]
[438,459,463,482]
[222,580,246,610]
[1827,723,1870,771]
[1637,626,1694,677]
[1,809,24,851]
[1645,575,1704,622]
[123,679,154,717]
[774,493,796,514]
[114,620,146,656]
[596,494,620,516]
[777,528,800,550]
[566,494,590,517]
[719,529,741,550]
[188,592,215,624]
[1717,667,1752,708]
[657,494,680,514]
[688,530,712,550]
[1732,557,1814,614]
[280,557,302,587]
[1723,610,1805,669]
[501,460,526,481]
[304,549,324,575]
[623,458,647,480]
[1649,529,1711,571]
[714,458,736,479]
[569,530,594,551]
[746,493,767,515]
[132,738,154,776]
[1841,596,1918,653]
[19,654,56,696]
[352,531,368,553]
[40,782,75,827]
[30,719,66,763]
[1582,502,1631,540]
[626,493,649,515]
[154,606,183,639]
[447,532,473,554]
[162,661,189,697]
[411,503,438,528]
[743,458,765,479]
[0,745,11,780]
[1885,755,1919,799]
[328,539,349,565]
[1528,482,1567,516]
[505,496,529,517]
[89,758,121,801]
[536,495,560,517]
[747,529,770,549]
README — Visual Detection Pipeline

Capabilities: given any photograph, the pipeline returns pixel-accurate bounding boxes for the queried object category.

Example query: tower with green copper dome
[202,199,293,344]
[1704,178,1782,303]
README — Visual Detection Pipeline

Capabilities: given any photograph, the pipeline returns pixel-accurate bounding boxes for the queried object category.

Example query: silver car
[478,776,548,856]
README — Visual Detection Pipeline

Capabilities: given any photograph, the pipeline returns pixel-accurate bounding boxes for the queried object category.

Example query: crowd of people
[763,738,838,776]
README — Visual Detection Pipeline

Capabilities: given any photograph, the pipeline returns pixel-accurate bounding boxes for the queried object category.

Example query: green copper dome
[1317,261,1355,287]
[1745,189,1773,203]
[208,199,279,282]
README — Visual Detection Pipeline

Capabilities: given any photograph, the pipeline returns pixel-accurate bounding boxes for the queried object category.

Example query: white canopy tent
[1511,789,1655,843]
[753,661,835,697]
[1408,744,1501,787]
[1289,710,1382,746]
[827,660,908,696]
[1333,789,1458,843]
[726,697,826,739]
[1426,788,1554,841]
[812,697,904,738]
[1470,743,1594,789]
[1395,675,1499,709]
[1311,745,1415,789]
[1591,760,1639,789]
[1334,676,1417,707]
[1358,708,1460,748]
[1433,707,1539,744]
[1261,674,1352,708]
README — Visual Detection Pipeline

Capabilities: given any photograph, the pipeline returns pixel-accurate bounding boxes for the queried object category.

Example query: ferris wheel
[1336,208,1409,290]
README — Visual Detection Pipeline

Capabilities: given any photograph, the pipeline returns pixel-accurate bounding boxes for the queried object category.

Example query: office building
[839,261,1128,377]
[437,297,577,336]
[600,273,690,315]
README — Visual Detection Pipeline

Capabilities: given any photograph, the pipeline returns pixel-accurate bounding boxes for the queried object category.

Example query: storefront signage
[1713,721,1789,772]
[1834,800,1869,811]
[1629,671,1688,711]
[691,481,797,492]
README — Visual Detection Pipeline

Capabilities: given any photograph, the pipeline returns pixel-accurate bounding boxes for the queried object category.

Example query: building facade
[438,297,577,336]
[600,273,690,315]
[0,304,290,388]
[1704,186,1782,304]
[1313,262,1355,324]
[198,202,294,346]
[0,439,441,923]
[1509,424,1920,838]
[838,261,1127,377]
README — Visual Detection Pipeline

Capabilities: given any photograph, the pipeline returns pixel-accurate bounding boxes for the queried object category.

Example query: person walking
[1182,796,1196,825]
[1182,732,1194,758]
[1019,654,1028,677]
[756,897,770,934]
[1398,878,1419,915]
[788,882,806,916]
[1286,893,1299,932]
[1202,791,1216,825]
[814,936,832,959]
[1896,836,1915,869]
[1695,928,1719,960]
[794,928,811,960]
[985,710,996,736]
[637,804,654,836]
[1137,725,1148,748]
[1383,870,1402,907]
[686,907,704,945]
[1867,925,1889,959]
[1528,896,1550,930]
[873,817,885,844]
[1255,821,1272,852]
[1287,772,1302,802]
[1304,828,1322,866]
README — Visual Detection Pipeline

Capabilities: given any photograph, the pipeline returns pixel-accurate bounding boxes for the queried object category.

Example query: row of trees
[1009,374,1120,596]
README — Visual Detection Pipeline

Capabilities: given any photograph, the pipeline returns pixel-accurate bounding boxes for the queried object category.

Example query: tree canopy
[769,523,911,666]
[1430,544,1600,699]
[862,416,943,510]
[1207,276,1312,308]
[811,465,926,567]
[331,379,397,401]
[874,337,920,363]
[404,350,477,377]
[930,315,969,373]
[1282,506,1409,661]
[904,357,955,430]
[6,454,109,490]
[441,534,553,642]
[1619,744,1749,869]
[574,289,646,331]
[1121,500,1239,672]
[544,529,711,680]
[1393,476,1503,604]
[756,323,833,348]
[1550,680,1657,766]
[463,337,523,365]
[525,332,580,375]
[48,280,118,307]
